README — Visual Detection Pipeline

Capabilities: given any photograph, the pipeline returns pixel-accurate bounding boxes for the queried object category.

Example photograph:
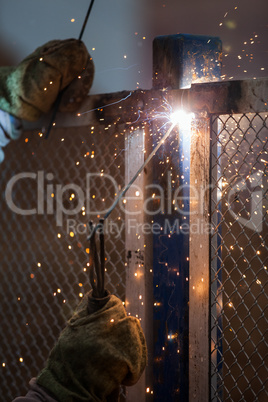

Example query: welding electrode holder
[88,219,107,301]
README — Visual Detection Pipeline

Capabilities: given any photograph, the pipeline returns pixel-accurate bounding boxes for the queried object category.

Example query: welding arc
[88,122,176,239]
[45,0,96,139]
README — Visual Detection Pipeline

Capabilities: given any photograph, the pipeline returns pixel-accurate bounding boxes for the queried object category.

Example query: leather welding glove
[0,38,94,121]
[13,291,147,402]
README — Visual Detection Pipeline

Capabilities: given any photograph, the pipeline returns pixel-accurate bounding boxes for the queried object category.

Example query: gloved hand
[0,38,94,121]
[35,290,147,401]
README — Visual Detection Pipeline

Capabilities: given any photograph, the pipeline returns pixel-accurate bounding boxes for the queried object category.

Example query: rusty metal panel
[124,128,149,401]
[189,117,211,401]
[153,34,222,89]
[23,79,268,131]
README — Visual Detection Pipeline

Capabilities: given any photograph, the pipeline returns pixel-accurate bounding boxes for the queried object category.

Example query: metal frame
[3,30,268,400]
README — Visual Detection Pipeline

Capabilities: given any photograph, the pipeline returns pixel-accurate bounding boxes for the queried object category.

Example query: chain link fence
[210,113,268,401]
[0,124,127,400]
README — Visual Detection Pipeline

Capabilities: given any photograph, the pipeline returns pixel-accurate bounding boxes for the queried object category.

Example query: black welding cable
[79,0,96,41]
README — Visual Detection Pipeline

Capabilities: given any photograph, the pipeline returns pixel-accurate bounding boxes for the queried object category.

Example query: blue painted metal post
[153,34,222,90]
[151,34,222,401]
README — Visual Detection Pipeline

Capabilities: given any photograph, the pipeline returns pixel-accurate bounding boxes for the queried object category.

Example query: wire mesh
[210,113,268,401]
[0,124,127,400]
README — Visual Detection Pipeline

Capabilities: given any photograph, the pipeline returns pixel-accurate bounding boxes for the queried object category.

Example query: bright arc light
[170,110,195,129]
